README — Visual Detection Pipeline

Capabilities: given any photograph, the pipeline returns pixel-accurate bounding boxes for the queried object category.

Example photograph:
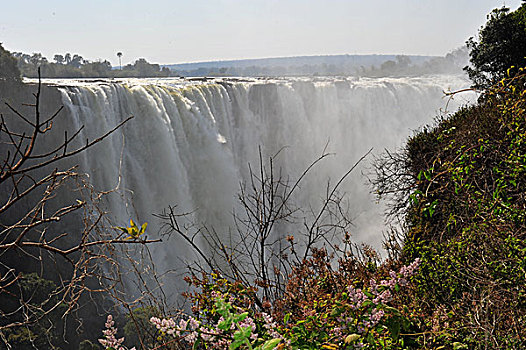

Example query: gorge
[36,75,476,296]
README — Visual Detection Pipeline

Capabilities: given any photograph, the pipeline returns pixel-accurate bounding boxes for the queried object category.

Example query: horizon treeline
[174,48,468,77]
[6,47,468,79]
[11,51,171,78]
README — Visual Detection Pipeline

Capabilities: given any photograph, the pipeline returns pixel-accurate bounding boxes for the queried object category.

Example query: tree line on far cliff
[10,51,171,78]
[158,50,468,78]
[2,45,470,79]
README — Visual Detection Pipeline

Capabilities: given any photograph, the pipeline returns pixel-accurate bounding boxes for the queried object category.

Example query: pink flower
[98,315,126,350]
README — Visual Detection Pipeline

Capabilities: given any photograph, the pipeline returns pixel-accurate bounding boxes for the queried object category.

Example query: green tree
[117,51,122,70]
[83,60,112,77]
[29,52,47,69]
[464,4,526,88]
[134,58,159,77]
[3,273,68,349]
[69,54,84,68]
[0,43,21,81]
[53,54,64,64]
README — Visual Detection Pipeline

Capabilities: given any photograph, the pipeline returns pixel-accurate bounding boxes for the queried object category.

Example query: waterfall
[54,75,474,296]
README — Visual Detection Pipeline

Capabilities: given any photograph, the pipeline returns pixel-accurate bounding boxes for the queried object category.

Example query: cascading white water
[53,75,474,296]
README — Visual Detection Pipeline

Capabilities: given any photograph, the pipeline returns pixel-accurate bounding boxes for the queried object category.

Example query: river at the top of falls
[41,74,475,294]
[29,74,472,90]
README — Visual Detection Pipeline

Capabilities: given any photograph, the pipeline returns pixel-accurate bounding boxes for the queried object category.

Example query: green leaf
[284,313,290,324]
[240,326,252,338]
[230,327,253,350]
[387,318,401,340]
[233,312,248,323]
[424,170,432,181]
[140,222,148,234]
[260,338,281,350]
[330,307,340,316]
[229,339,244,350]
[192,337,201,350]
[218,319,232,331]
[363,290,374,298]
[383,306,401,314]
[362,300,373,307]
[344,334,360,344]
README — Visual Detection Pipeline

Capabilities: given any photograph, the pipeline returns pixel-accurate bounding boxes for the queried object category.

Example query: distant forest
[12,52,171,78]
[10,47,468,79]
[171,48,468,77]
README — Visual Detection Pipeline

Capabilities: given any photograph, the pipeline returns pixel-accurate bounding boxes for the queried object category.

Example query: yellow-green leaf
[261,338,281,350]
[344,334,360,344]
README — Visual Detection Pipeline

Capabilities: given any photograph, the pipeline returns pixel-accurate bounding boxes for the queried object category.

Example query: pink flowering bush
[150,296,283,350]
[99,259,420,349]
[143,259,420,349]
[278,258,421,349]
[99,315,135,350]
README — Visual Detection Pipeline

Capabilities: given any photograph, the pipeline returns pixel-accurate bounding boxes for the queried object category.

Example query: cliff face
[0,79,72,256]
[0,80,62,114]
[0,81,108,349]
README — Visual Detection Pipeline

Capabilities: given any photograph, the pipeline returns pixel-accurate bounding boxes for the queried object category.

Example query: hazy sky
[0,0,522,66]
